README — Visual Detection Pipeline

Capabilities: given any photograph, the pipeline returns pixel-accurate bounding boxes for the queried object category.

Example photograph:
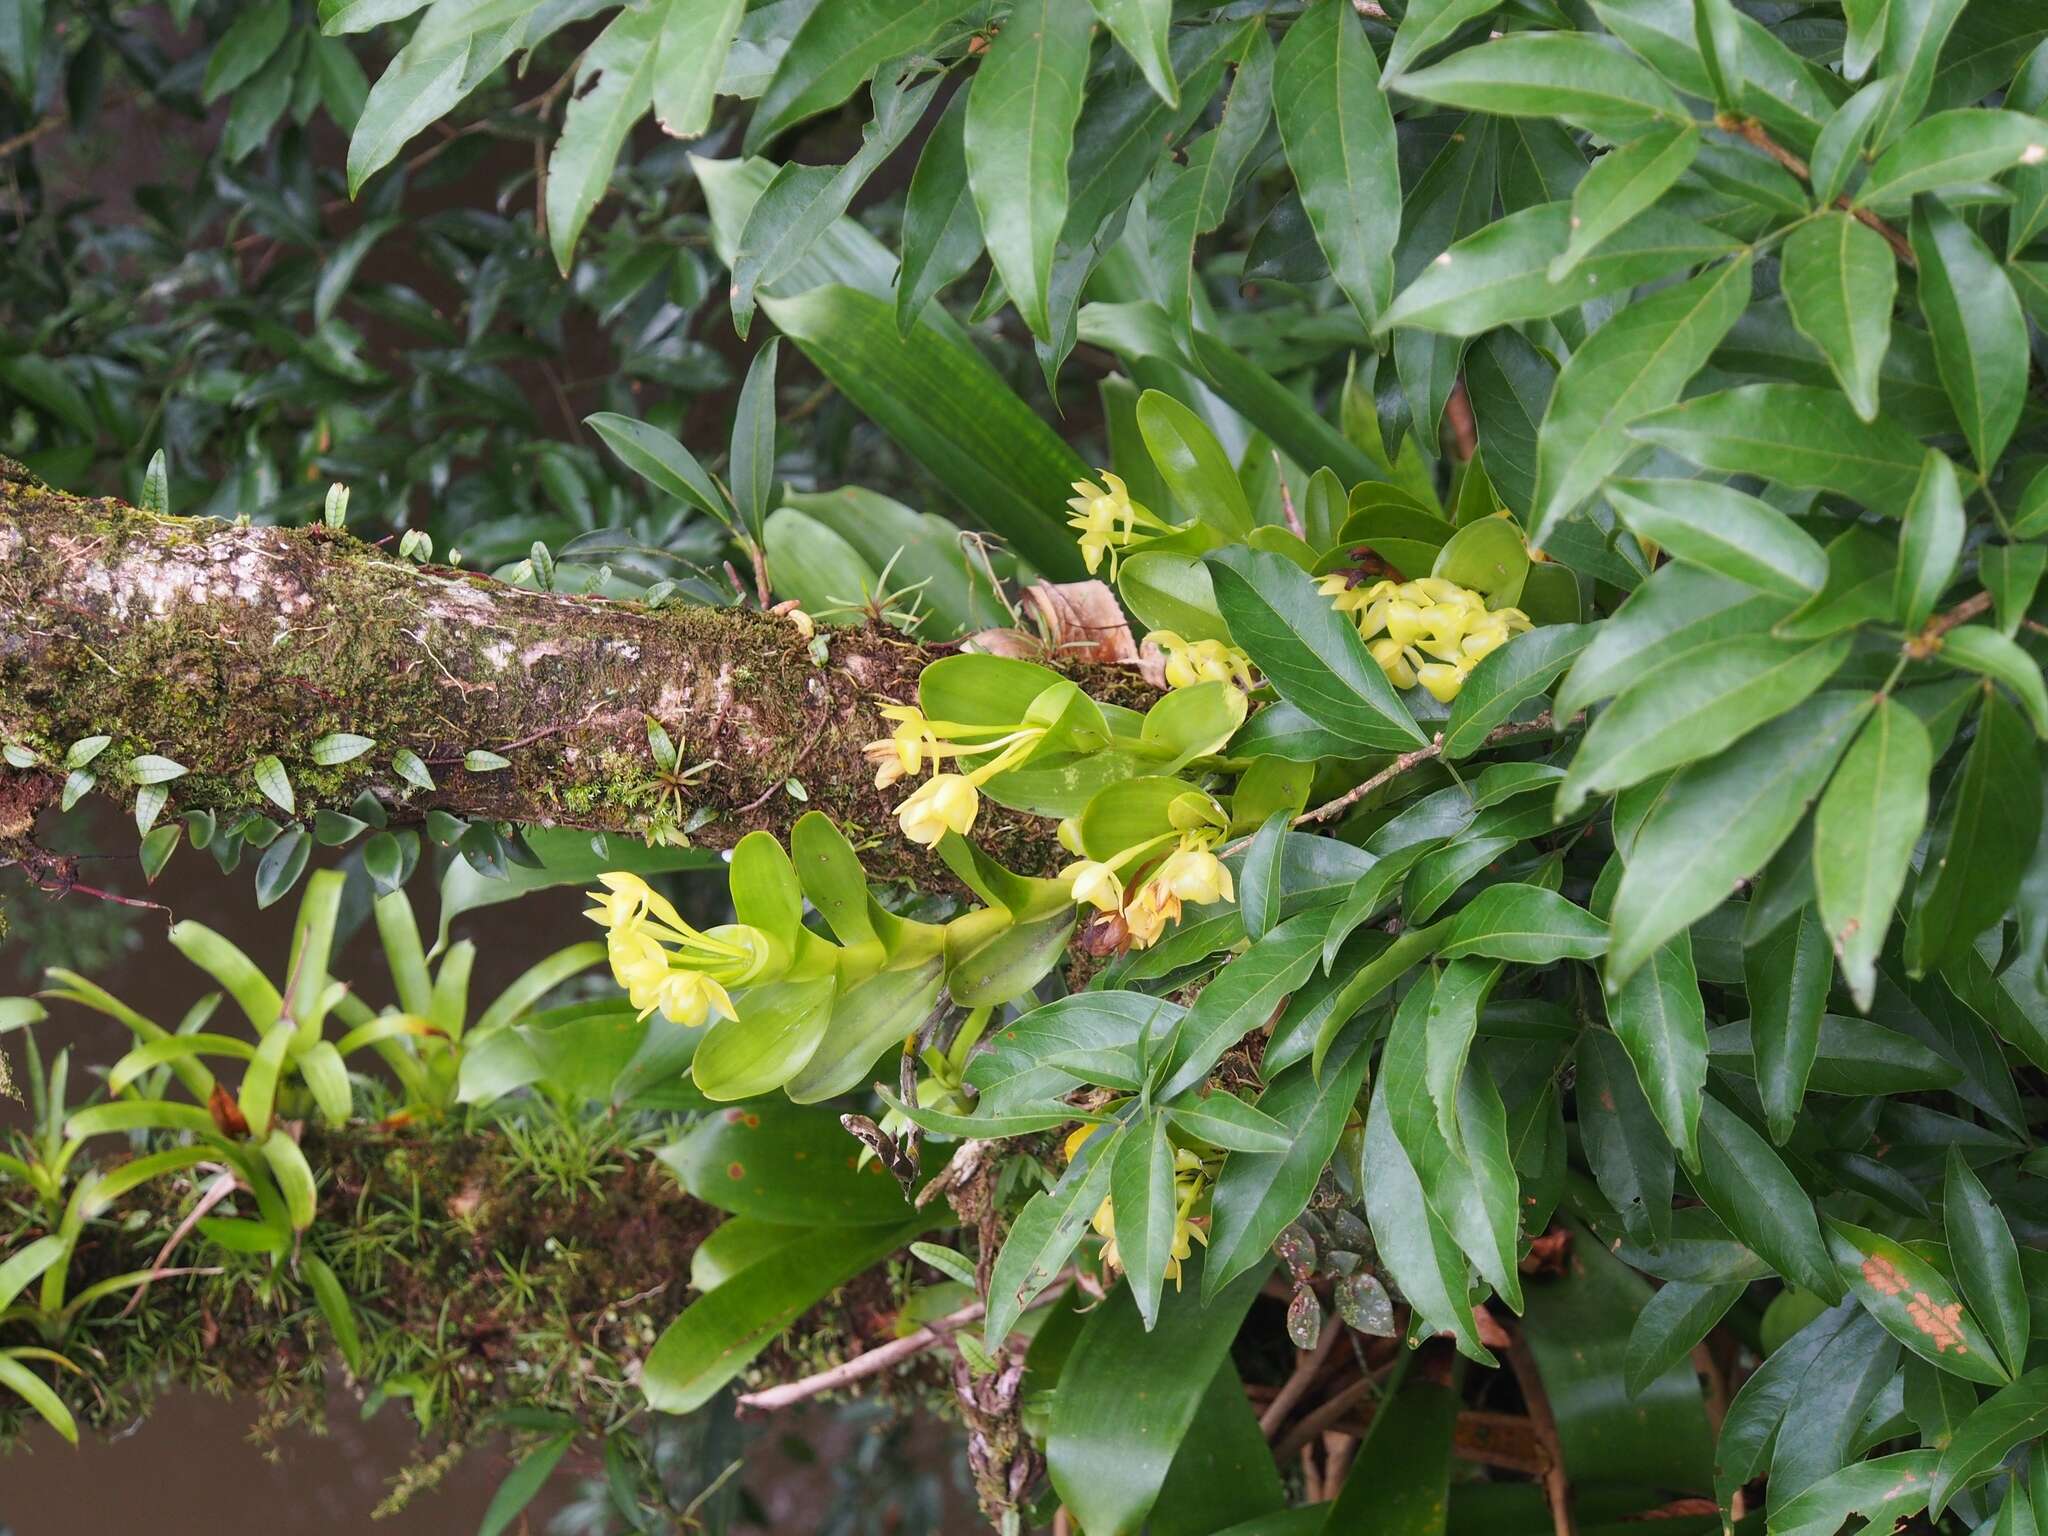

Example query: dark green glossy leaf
[1895,448,1966,633]
[1392,32,1687,135]
[1941,627,2048,738]
[1047,1255,1270,1536]
[761,285,1087,578]
[1813,695,1934,1009]
[1157,912,1327,1101]
[1931,1367,2048,1514]
[1558,634,1850,818]
[1608,692,1869,986]
[1557,563,1794,723]
[896,91,982,335]
[1273,0,1399,328]
[1088,0,1175,105]
[1379,202,1737,337]
[1208,546,1428,750]
[1438,882,1608,964]
[1112,1111,1177,1329]
[963,0,1091,340]
[1605,479,1827,599]
[1913,198,2028,471]
[1772,1450,1935,1536]
[1905,690,2042,975]
[1529,255,1753,550]
[1692,1094,1839,1298]
[1858,108,2048,212]
[1552,121,1701,279]
[1577,1024,1674,1247]
[1623,1279,1744,1399]
[1361,1069,1494,1364]
[985,1139,1115,1346]
[1629,384,1925,509]
[746,0,975,151]
[1745,903,1833,1143]
[1441,622,1588,759]
[1203,1022,1371,1300]
[1785,214,1892,423]
[1946,1146,2031,1378]
[1767,1307,1899,1510]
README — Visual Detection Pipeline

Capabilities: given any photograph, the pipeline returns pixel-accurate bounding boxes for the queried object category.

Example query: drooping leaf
[1202,1022,1372,1301]
[963,0,1092,341]
[1529,255,1753,550]
[745,0,976,152]
[1207,546,1429,751]
[761,285,1089,578]
[544,5,664,273]
[1273,0,1400,328]
[1814,695,1933,1010]
[652,0,744,140]
[1779,212,1899,423]
[1608,692,1869,986]
[1895,448,1967,633]
[1945,1146,2031,1378]
[1904,689,2042,975]
[1692,1095,1840,1298]
[1912,198,2028,471]
[1047,1256,1270,1536]
[1743,901,1833,1145]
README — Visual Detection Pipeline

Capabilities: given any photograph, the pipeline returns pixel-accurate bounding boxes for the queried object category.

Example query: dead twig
[1503,1322,1578,1536]
[734,1271,1076,1413]
[1259,1325,1346,1438]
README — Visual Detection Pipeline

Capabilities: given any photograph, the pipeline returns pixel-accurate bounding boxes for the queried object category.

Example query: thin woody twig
[734,1271,1076,1413]
[1503,1323,1578,1536]
[1719,113,1916,267]
[0,113,64,159]
[1904,589,1994,657]
[1259,1325,1346,1438]
[1290,711,1570,832]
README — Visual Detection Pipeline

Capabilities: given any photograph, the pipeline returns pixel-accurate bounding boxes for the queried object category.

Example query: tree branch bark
[0,461,1143,879]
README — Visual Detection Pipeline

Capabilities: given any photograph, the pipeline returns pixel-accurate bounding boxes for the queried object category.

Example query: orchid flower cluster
[1058,789,1234,950]
[1066,1123,1210,1289]
[586,872,774,1027]
[1065,472,1182,577]
[1147,630,1256,691]
[863,703,1051,847]
[1318,574,1533,704]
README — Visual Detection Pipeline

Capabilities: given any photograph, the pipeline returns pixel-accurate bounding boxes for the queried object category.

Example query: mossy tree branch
[0,462,1135,879]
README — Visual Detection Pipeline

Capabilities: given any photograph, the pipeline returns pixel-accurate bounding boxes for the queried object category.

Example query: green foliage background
[9,1,2048,1534]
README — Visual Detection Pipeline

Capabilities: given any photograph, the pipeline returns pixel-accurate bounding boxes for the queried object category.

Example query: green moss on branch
[0,461,1148,879]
